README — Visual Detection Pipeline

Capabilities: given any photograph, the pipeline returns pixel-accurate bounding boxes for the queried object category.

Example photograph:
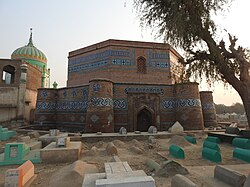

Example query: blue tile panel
[41,90,48,98]
[202,103,215,110]
[92,83,101,92]
[36,98,129,112]
[113,99,127,110]
[112,59,131,65]
[151,62,170,68]
[125,87,164,95]
[69,49,130,66]
[151,52,169,59]
[162,99,201,109]
[68,60,109,73]
[36,101,88,111]
[89,97,113,107]
[68,49,171,74]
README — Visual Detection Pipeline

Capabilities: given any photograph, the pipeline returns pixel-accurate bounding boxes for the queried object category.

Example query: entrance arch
[137,108,152,131]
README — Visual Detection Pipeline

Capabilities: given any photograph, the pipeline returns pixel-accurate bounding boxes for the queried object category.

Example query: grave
[169,145,185,159]
[83,161,155,187]
[38,129,68,146]
[169,121,184,133]
[17,135,42,150]
[148,126,157,134]
[40,137,82,163]
[0,143,40,166]
[0,126,16,141]
[214,165,246,187]
[208,132,242,143]
[5,160,37,187]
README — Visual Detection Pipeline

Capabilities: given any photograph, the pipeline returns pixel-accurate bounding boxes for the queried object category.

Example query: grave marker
[56,137,70,148]
[50,129,60,136]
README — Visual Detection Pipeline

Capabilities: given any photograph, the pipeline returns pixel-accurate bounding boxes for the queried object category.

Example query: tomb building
[0,29,50,124]
[35,39,217,132]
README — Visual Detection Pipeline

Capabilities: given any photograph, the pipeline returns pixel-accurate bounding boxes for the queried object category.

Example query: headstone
[56,137,70,148]
[119,127,127,134]
[50,129,60,136]
[148,126,157,134]
[4,160,36,187]
[4,169,21,187]
[170,121,184,133]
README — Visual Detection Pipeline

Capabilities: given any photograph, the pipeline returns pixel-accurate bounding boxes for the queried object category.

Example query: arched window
[2,65,15,84]
[137,56,147,74]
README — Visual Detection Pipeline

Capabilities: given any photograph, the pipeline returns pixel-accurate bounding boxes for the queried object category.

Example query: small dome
[11,29,47,69]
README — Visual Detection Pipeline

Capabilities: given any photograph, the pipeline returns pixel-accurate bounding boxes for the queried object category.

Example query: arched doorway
[137,108,152,131]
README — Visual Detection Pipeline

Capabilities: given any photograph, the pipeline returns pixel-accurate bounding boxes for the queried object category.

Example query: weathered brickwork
[0,59,44,123]
[34,39,216,132]
[26,64,42,90]
[200,91,217,127]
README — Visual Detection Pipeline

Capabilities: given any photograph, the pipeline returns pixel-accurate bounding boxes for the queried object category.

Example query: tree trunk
[240,89,250,130]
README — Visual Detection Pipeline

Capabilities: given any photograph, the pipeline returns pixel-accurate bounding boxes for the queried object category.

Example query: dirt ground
[0,132,248,187]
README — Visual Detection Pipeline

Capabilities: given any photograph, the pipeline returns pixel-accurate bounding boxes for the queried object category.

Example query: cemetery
[0,122,249,187]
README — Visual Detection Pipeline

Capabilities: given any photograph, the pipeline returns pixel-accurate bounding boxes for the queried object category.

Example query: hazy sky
[1,0,249,106]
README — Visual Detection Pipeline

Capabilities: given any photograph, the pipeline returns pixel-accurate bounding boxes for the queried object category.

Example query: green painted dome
[11,30,47,69]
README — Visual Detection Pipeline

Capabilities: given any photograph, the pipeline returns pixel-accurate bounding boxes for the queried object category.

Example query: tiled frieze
[162,98,201,109]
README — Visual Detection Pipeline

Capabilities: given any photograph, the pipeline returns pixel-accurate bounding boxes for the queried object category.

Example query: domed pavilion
[11,29,50,88]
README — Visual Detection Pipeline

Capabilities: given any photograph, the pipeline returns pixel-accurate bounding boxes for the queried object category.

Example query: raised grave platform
[40,141,82,163]
[83,161,155,187]
[207,132,243,143]
[0,143,40,166]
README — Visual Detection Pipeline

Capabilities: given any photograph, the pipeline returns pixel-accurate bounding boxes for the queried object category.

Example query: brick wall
[67,40,182,87]
[200,91,217,127]
[26,64,42,90]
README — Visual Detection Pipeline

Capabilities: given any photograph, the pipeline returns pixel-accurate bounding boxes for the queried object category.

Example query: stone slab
[105,162,133,175]
[40,141,81,164]
[106,170,147,179]
[95,176,155,187]
[82,173,106,187]
[38,133,68,146]
[171,174,197,187]
[214,165,246,187]
[27,141,42,150]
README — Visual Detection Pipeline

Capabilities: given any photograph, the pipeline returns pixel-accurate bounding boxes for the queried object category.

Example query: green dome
[11,30,47,69]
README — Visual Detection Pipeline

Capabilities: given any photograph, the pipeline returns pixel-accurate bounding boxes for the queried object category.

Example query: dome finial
[28,28,33,46]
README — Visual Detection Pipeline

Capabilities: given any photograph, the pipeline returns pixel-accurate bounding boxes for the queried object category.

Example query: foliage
[215,103,245,114]
[135,0,250,128]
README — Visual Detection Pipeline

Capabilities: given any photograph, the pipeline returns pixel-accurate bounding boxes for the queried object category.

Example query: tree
[135,0,250,129]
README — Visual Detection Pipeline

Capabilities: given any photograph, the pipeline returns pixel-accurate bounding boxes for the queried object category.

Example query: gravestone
[119,127,127,135]
[4,169,21,187]
[5,160,36,187]
[50,129,60,136]
[170,121,184,133]
[148,126,157,134]
[56,137,70,148]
